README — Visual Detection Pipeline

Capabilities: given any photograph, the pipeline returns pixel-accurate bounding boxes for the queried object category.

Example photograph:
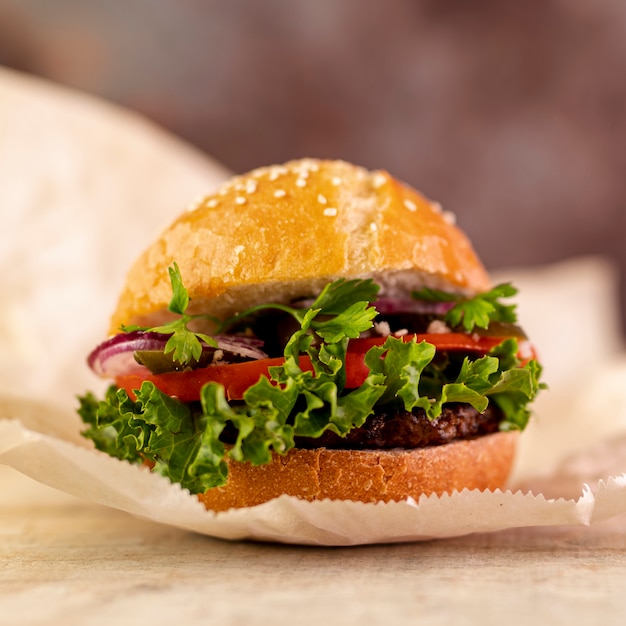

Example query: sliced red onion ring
[88,330,268,378]
[372,297,455,315]
[213,335,268,359]
[291,296,454,315]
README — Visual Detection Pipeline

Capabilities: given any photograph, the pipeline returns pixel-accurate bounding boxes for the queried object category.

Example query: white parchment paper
[2,66,626,545]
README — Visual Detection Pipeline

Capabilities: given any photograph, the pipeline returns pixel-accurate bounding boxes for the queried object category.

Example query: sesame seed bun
[109,158,491,334]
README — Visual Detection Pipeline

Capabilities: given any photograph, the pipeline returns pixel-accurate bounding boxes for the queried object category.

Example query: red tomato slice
[117,356,306,403]
[348,333,507,355]
[116,333,510,403]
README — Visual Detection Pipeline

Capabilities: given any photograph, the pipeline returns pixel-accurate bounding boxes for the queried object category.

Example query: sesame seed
[268,166,288,180]
[443,211,457,225]
[245,181,257,194]
[317,194,327,204]
[372,173,387,188]
[370,222,378,231]
[431,201,443,214]
[207,198,219,208]
[404,199,417,212]
[233,244,245,255]
[296,178,307,187]
[274,189,286,198]
[186,194,205,212]
[323,207,338,217]
[235,196,247,205]
[331,176,342,186]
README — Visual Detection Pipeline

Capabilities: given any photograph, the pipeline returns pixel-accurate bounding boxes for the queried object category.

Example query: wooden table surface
[2,466,626,626]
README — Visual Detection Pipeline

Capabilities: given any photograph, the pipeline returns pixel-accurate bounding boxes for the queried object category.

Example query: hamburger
[78,158,543,511]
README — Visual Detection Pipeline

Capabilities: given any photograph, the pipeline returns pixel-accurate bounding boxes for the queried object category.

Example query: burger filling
[78,264,544,494]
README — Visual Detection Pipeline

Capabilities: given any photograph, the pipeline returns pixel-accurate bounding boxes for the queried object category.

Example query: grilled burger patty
[295,403,504,450]
[218,402,503,451]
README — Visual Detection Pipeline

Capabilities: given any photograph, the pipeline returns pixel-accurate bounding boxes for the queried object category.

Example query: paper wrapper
[2,390,626,546]
[2,67,626,545]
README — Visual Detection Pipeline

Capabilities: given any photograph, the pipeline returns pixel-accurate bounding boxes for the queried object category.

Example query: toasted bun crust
[109,159,491,334]
[197,432,517,511]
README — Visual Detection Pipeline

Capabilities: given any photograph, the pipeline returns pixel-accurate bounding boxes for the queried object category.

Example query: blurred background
[1,0,625,332]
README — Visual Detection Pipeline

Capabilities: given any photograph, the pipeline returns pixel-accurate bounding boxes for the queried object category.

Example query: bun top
[109,159,491,334]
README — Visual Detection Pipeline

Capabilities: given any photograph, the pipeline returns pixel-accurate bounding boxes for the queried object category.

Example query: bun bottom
[197,432,518,511]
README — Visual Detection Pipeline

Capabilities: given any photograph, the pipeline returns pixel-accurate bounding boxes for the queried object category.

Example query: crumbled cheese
[374,321,392,337]
[427,320,451,334]
[393,328,409,337]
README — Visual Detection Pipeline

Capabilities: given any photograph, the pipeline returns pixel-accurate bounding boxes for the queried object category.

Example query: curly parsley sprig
[411,283,518,332]
[142,263,220,365]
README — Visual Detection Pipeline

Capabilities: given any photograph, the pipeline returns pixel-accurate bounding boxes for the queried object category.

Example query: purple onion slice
[372,297,455,315]
[292,295,454,315]
[88,330,268,378]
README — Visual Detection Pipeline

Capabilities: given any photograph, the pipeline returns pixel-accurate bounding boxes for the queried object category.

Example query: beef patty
[294,402,504,450]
